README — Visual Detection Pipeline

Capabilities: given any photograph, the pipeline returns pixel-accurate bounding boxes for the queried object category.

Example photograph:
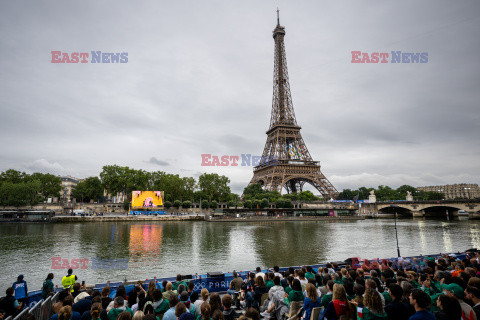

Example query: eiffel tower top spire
[270,9,298,130]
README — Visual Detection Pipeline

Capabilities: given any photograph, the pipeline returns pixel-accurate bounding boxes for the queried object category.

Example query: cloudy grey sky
[1,0,479,194]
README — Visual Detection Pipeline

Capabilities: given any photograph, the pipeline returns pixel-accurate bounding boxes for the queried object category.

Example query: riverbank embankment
[53,215,205,223]
[52,215,365,223]
[207,215,365,222]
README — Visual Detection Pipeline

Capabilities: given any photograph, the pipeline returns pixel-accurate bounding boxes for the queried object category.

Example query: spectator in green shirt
[321,280,334,308]
[42,273,55,300]
[305,266,315,280]
[172,275,187,292]
[265,273,275,292]
[284,279,304,308]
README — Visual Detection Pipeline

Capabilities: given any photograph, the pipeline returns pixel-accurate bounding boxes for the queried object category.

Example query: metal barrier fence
[40,291,59,320]
[40,296,52,320]
[29,300,42,320]
[13,307,29,320]
[52,291,60,304]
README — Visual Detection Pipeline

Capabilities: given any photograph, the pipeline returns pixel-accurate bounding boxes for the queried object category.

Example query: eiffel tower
[248,11,339,199]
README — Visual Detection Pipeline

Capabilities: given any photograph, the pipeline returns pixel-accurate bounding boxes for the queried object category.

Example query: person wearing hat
[12,275,28,304]
[442,283,477,320]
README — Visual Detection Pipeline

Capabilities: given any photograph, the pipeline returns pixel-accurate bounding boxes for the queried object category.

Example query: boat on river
[17,250,475,311]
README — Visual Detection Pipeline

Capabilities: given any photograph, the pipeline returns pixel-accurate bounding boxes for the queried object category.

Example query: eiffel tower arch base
[249,162,339,199]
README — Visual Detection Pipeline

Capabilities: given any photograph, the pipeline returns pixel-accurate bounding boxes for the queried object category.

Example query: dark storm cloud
[148,157,169,166]
[0,0,479,194]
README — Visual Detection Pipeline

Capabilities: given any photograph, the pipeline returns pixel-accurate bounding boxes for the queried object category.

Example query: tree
[127,168,149,193]
[100,165,149,201]
[376,185,397,201]
[264,190,282,202]
[284,200,293,208]
[0,169,27,184]
[173,200,182,209]
[282,193,297,201]
[426,192,444,200]
[0,170,47,206]
[297,191,318,201]
[227,193,240,203]
[182,177,197,201]
[396,185,418,200]
[242,183,265,201]
[0,182,12,206]
[0,181,41,207]
[337,189,356,200]
[29,173,62,199]
[261,198,270,208]
[227,200,235,208]
[201,200,209,209]
[164,201,172,208]
[198,173,230,203]
[244,200,252,209]
[210,200,218,209]
[182,200,191,208]
[149,171,194,202]
[71,182,87,203]
[416,190,444,201]
[193,190,207,202]
[276,199,285,208]
[358,187,374,200]
[99,165,126,196]
[164,174,185,201]
[253,199,261,209]
[72,177,103,203]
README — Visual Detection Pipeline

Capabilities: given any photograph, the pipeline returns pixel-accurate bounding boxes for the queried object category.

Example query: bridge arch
[421,205,463,218]
[378,205,413,216]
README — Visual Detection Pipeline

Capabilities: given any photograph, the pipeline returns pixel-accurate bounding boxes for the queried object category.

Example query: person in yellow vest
[62,268,78,292]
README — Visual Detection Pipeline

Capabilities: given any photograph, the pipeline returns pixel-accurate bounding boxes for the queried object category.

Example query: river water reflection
[0,219,478,290]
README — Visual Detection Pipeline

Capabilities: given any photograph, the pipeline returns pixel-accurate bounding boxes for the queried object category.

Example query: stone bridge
[362,200,480,219]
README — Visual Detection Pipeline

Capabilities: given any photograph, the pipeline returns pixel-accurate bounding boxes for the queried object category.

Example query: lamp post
[391,205,401,257]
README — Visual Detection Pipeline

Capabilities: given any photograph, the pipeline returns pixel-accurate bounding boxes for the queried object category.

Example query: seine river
[0,219,479,291]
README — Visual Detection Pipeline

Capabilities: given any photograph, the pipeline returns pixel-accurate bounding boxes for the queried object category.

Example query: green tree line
[337,185,445,201]
[0,166,449,208]
[98,165,233,204]
[0,166,236,207]
[227,183,320,209]
[0,169,62,206]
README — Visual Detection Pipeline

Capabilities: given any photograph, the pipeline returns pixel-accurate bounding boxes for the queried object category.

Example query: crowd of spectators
[1,251,479,320]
